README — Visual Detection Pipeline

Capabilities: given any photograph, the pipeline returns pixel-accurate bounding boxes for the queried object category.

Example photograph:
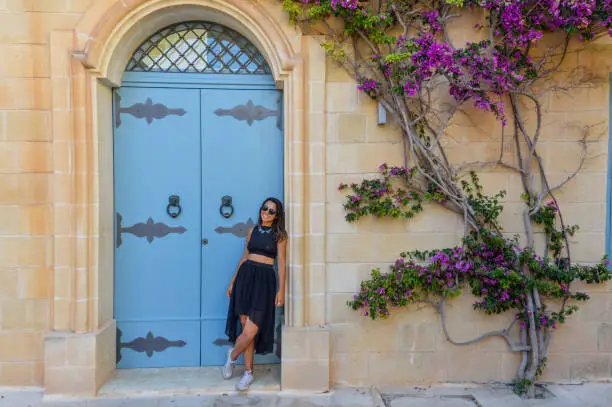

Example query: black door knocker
[219,195,234,219]
[167,195,182,218]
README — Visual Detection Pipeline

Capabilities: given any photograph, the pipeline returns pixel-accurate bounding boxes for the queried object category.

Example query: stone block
[326,83,358,113]
[337,114,367,143]
[307,293,325,326]
[0,44,49,77]
[309,82,325,114]
[327,293,364,324]
[0,298,48,330]
[549,323,599,354]
[65,335,96,367]
[564,109,609,140]
[52,299,71,331]
[0,78,51,110]
[326,262,385,294]
[0,331,43,362]
[579,293,612,322]
[332,352,369,386]
[368,351,432,385]
[21,0,71,12]
[282,326,329,362]
[0,12,30,43]
[307,37,326,83]
[558,203,606,234]
[45,336,67,368]
[540,353,572,381]
[308,234,325,263]
[281,327,330,392]
[552,172,607,204]
[0,205,20,234]
[282,359,330,392]
[326,234,374,263]
[570,355,611,381]
[501,352,521,382]
[397,322,439,352]
[308,112,326,143]
[19,204,52,235]
[44,367,97,395]
[326,173,375,203]
[0,268,19,297]
[17,142,52,172]
[44,321,116,395]
[326,58,353,82]
[598,323,612,352]
[0,236,49,268]
[566,232,606,263]
[0,174,50,204]
[325,203,359,234]
[27,12,82,44]
[444,351,503,382]
[0,362,37,386]
[4,110,52,142]
[0,143,19,171]
[326,142,404,174]
[551,83,609,112]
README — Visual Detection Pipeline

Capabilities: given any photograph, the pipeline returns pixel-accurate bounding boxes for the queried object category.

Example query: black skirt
[225,260,277,355]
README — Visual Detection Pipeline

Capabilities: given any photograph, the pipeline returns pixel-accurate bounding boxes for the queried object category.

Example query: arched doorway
[113,21,284,368]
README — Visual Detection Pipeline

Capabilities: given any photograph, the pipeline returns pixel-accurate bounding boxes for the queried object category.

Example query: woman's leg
[231,317,258,362]
[238,316,255,373]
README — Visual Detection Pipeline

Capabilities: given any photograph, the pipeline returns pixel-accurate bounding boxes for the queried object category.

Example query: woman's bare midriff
[246,253,275,265]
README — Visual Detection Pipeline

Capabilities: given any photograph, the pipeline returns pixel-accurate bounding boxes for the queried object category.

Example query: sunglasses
[261,205,277,215]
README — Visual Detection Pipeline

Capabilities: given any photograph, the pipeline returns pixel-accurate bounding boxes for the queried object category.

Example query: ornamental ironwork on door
[125,21,271,75]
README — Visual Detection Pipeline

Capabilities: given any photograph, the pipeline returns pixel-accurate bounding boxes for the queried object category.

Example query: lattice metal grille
[126,22,271,74]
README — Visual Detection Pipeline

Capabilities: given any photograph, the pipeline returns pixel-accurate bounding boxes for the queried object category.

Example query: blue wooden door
[114,76,283,368]
[114,87,202,368]
[200,88,283,366]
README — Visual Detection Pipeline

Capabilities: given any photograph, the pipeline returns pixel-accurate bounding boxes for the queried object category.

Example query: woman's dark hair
[258,197,288,241]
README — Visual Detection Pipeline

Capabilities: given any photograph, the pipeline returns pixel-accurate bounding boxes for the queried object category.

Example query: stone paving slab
[40,388,375,407]
[2,383,612,407]
[0,387,43,407]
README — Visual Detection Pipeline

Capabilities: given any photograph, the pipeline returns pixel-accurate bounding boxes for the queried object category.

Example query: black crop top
[247,226,277,259]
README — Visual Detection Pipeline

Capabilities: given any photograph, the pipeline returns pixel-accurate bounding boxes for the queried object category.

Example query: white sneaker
[236,371,253,391]
[222,348,235,379]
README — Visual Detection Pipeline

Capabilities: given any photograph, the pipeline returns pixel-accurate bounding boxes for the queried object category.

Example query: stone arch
[74,0,300,85]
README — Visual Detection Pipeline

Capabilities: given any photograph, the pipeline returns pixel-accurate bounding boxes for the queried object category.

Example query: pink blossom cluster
[331,0,359,11]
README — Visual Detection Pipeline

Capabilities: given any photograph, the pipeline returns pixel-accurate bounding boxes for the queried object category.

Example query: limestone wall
[0,0,610,390]
[0,0,98,386]
[324,41,612,385]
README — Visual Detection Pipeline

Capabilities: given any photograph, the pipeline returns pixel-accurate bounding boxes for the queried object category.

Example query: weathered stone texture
[324,39,612,387]
[0,0,610,393]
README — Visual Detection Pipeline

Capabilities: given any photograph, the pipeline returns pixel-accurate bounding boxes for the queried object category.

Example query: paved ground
[1,383,611,407]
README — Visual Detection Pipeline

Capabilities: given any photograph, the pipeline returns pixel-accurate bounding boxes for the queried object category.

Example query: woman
[222,197,287,391]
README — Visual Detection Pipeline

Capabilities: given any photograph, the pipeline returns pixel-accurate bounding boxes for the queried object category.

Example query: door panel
[114,84,284,368]
[114,87,202,368]
[200,89,284,366]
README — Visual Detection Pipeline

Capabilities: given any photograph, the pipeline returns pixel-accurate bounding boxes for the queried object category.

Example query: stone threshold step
[42,365,280,406]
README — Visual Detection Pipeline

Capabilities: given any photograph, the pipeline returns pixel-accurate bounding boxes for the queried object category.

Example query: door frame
[112,72,284,367]
[46,0,332,394]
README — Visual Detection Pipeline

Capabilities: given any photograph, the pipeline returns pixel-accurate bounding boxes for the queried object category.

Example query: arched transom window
[126,21,271,75]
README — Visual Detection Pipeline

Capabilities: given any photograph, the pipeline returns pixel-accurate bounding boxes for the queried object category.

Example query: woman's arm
[275,237,288,306]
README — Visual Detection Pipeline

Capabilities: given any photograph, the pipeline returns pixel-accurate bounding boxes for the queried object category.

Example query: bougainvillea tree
[282,0,612,397]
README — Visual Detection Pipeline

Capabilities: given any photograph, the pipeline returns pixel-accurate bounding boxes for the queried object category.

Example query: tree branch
[439,298,530,352]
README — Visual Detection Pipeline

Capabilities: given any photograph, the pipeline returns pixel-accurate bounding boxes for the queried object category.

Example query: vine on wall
[282,0,612,397]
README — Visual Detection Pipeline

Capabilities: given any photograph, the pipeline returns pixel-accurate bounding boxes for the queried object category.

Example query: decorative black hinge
[214,217,255,238]
[114,93,186,127]
[116,328,187,363]
[116,213,187,248]
[214,99,282,129]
